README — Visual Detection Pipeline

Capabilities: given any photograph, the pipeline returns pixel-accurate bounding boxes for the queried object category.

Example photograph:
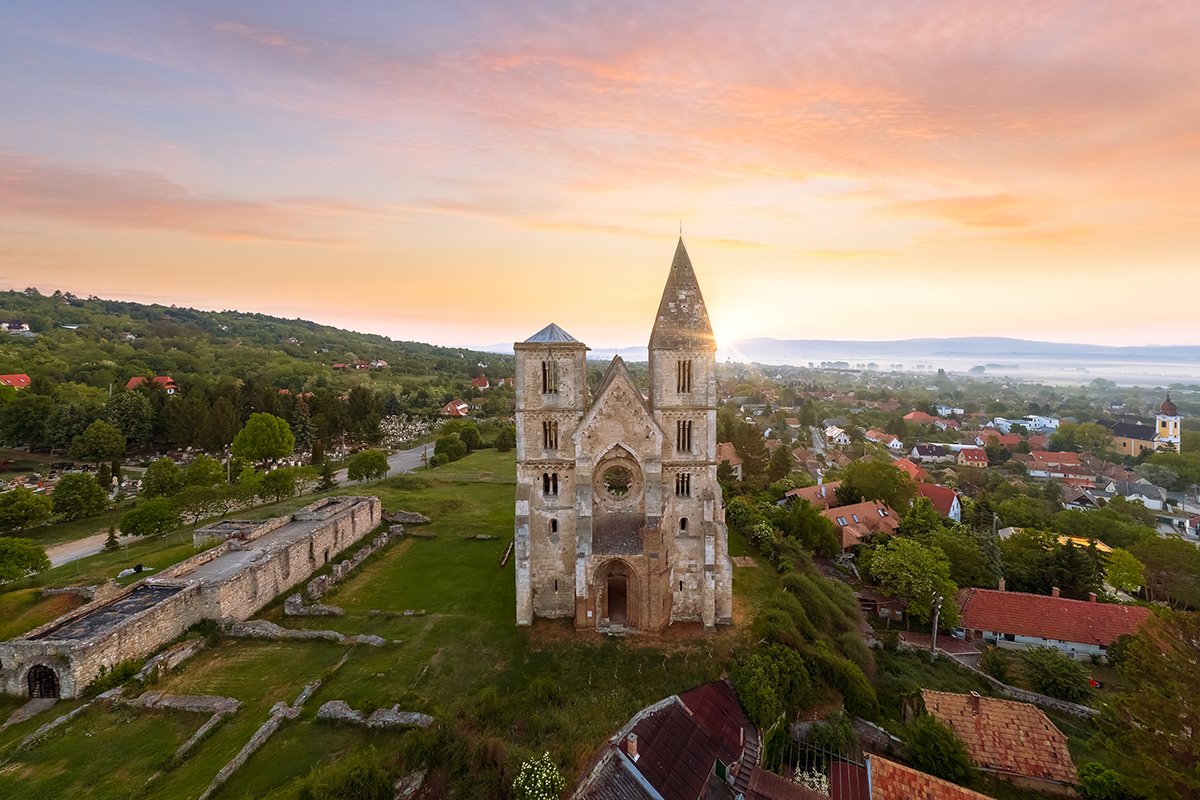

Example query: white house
[1103,480,1167,511]
[824,425,851,447]
[957,587,1150,661]
[935,405,964,417]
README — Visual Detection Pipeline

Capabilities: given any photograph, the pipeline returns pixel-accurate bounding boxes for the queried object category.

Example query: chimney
[1051,586,1061,598]
[1088,592,1097,603]
[997,578,1006,592]
[968,691,981,716]
[625,733,638,761]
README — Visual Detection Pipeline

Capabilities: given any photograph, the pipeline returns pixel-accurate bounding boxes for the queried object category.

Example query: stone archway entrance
[27,665,60,699]
[597,559,639,629]
[607,574,628,624]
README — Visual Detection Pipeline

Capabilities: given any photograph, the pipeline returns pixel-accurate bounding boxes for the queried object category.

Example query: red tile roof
[904,411,939,425]
[916,483,959,518]
[785,481,842,509]
[976,431,1021,448]
[0,373,31,389]
[440,399,469,417]
[126,375,177,390]
[717,442,742,467]
[822,500,900,549]
[865,755,993,800]
[1029,450,1082,467]
[922,690,1077,785]
[957,588,1150,647]
[958,448,988,466]
[890,457,928,482]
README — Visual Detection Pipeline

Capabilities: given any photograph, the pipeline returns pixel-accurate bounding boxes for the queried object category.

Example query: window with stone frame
[542,472,559,496]
[542,420,559,449]
[675,472,691,497]
[541,359,559,394]
[676,419,693,453]
[676,359,693,393]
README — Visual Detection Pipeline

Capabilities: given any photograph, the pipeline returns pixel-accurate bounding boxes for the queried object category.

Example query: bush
[731,644,811,727]
[905,714,974,785]
[810,652,880,719]
[84,659,142,697]
[434,434,468,462]
[0,537,50,582]
[428,453,450,468]
[299,747,392,800]
[493,425,516,452]
[120,497,182,537]
[1020,646,1091,703]
[512,751,566,800]
[458,425,483,450]
[1079,762,1141,800]
[979,646,1010,683]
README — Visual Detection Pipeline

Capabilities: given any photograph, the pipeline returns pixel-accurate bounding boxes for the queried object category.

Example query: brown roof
[921,690,1077,785]
[717,442,742,467]
[748,766,827,799]
[1029,450,1082,466]
[958,448,988,465]
[957,588,1151,647]
[904,411,939,424]
[821,500,900,549]
[864,755,993,800]
[916,483,959,518]
[890,457,928,482]
[785,481,843,509]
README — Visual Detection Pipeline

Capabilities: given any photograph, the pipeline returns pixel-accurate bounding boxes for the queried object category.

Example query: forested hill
[0,289,515,450]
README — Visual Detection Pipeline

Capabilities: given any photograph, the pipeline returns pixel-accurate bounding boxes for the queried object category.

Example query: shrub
[731,644,811,727]
[1020,646,1091,703]
[905,714,975,785]
[84,659,142,697]
[120,497,182,537]
[810,652,880,719]
[979,646,1010,683]
[299,747,392,800]
[347,449,389,482]
[512,751,566,800]
[434,434,468,462]
[493,425,516,452]
[1078,762,1141,800]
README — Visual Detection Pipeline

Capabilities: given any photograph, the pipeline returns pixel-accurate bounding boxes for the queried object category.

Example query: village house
[574,680,823,800]
[890,457,928,482]
[903,410,938,425]
[369,359,389,369]
[717,442,743,480]
[864,429,904,451]
[916,483,962,523]
[957,447,989,468]
[920,690,1077,795]
[470,375,490,390]
[974,430,1022,449]
[933,418,961,431]
[784,479,842,510]
[956,586,1151,660]
[910,444,952,464]
[126,375,178,395]
[0,373,32,390]
[824,425,851,447]
[935,405,965,417]
[439,399,470,417]
[822,500,901,550]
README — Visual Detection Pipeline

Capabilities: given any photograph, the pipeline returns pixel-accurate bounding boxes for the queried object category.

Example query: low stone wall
[316,699,433,729]
[305,530,393,601]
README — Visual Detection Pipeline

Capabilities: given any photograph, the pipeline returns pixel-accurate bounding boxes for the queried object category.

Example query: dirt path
[45,531,139,567]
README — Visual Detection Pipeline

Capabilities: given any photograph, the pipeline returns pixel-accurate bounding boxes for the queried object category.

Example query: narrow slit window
[541,360,559,394]
[550,518,558,532]
[679,517,688,531]
[676,420,693,453]
[677,359,693,393]
[679,580,684,591]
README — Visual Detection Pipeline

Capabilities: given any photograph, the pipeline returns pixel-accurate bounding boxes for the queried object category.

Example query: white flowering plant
[513,751,566,800]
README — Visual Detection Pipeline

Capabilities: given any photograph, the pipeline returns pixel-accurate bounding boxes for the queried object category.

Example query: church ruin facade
[513,240,733,631]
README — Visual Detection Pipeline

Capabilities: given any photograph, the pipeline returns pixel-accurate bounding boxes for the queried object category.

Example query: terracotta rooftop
[1029,450,1083,466]
[903,411,939,425]
[890,457,928,482]
[863,755,994,800]
[916,483,959,518]
[785,481,842,509]
[922,690,1078,785]
[957,588,1150,646]
[821,500,900,549]
[716,442,742,467]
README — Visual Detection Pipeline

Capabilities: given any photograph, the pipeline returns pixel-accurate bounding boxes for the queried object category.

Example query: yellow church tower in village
[1155,393,1182,453]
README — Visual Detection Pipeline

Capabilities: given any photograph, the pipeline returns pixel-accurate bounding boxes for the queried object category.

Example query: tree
[840,459,917,510]
[1104,549,1146,594]
[259,468,298,502]
[175,485,228,525]
[317,459,338,491]
[512,751,566,800]
[1130,537,1200,609]
[142,457,182,497]
[347,449,389,482]
[104,525,119,551]
[1078,762,1140,800]
[434,434,468,462]
[0,486,53,532]
[494,425,516,452]
[458,424,483,451]
[868,537,960,627]
[69,419,126,464]
[232,413,295,465]
[899,496,944,538]
[0,537,50,582]
[905,714,974,785]
[183,454,225,488]
[51,473,107,521]
[730,644,810,727]
[768,444,794,482]
[925,526,997,588]
[1020,646,1090,703]
[103,390,154,445]
[1097,611,1200,799]
[119,497,182,537]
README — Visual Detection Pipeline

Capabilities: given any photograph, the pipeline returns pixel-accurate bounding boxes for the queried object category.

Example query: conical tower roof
[1160,393,1178,416]
[525,323,579,343]
[649,238,715,350]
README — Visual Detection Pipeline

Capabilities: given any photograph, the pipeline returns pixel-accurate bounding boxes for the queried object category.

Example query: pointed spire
[525,323,579,343]
[649,238,714,350]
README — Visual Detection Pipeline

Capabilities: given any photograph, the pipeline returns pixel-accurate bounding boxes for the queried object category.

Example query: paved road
[46,531,141,567]
[809,426,828,457]
[334,441,432,486]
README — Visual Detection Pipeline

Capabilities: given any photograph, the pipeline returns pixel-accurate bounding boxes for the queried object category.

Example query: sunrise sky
[2,1,1198,349]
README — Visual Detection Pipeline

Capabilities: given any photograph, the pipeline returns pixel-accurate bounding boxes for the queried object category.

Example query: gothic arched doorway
[597,559,639,629]
[27,664,60,699]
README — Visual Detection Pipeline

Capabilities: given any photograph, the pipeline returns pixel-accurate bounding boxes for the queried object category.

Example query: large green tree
[232,413,295,465]
[1131,537,1200,609]
[0,537,50,582]
[103,390,154,445]
[51,473,107,521]
[1098,611,1200,799]
[868,537,960,627]
[347,449,389,482]
[120,497,182,537]
[69,419,126,464]
[141,457,182,497]
[839,459,917,510]
[0,486,54,532]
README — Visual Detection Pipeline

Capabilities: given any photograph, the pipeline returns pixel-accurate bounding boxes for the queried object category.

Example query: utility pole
[930,593,944,661]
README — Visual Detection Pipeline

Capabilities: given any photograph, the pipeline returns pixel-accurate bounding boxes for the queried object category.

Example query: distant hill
[730,336,1200,361]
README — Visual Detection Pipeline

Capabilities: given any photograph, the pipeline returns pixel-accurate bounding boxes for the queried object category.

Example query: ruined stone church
[513,239,733,631]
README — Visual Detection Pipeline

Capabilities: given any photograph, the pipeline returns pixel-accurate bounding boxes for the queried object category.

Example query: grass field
[0,449,769,799]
